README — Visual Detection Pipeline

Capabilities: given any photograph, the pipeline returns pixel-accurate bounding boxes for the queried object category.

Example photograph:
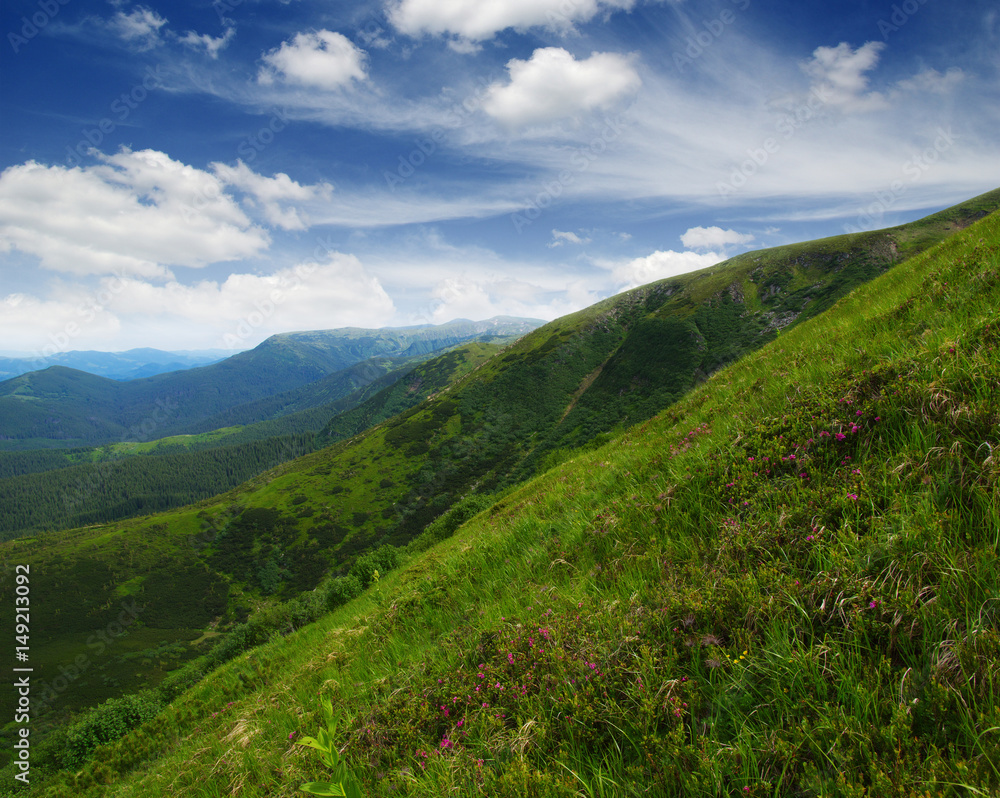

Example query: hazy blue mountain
[0,348,230,381]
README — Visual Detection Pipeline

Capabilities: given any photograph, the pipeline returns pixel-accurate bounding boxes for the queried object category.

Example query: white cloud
[258,30,368,90]
[894,67,964,95]
[0,151,337,281]
[549,229,590,247]
[800,41,887,112]
[108,6,167,50]
[680,226,754,250]
[0,255,397,352]
[446,37,482,55]
[430,275,495,322]
[427,272,597,324]
[388,0,636,42]
[120,253,396,347]
[612,250,721,291]
[0,290,123,354]
[483,48,641,128]
[212,161,334,231]
[0,150,269,279]
[179,26,235,59]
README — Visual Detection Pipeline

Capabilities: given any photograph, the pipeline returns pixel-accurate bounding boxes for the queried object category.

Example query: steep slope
[7,198,998,796]
[0,193,995,731]
[0,318,542,449]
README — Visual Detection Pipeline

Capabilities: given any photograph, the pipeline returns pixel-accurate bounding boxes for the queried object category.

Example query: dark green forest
[0,435,316,539]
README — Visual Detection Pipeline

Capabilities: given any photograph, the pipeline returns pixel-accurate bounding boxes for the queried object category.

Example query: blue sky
[1,0,998,354]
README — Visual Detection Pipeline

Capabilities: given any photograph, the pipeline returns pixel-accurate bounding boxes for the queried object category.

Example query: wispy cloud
[798,41,887,112]
[108,6,168,51]
[178,27,235,60]
[549,229,591,247]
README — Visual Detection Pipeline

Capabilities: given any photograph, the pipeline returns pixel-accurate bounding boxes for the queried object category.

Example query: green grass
[101,428,246,456]
[6,207,997,796]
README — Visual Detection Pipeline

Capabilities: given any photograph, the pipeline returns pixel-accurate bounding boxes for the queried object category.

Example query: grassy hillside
[5,198,996,797]
[0,195,993,628]
[0,193,997,796]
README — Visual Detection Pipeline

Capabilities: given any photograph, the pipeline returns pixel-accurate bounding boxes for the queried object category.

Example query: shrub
[323,574,363,610]
[61,691,163,770]
[406,492,495,554]
[349,545,400,587]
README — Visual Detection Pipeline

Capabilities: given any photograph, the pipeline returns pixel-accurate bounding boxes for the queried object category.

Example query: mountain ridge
[0,318,543,450]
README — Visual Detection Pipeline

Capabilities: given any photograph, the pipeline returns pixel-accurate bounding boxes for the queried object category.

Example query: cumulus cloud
[800,41,887,112]
[108,6,168,50]
[430,275,495,322]
[680,226,754,250]
[120,253,396,347]
[0,290,123,354]
[0,149,269,279]
[0,254,397,352]
[612,250,721,291]
[483,48,641,128]
[428,272,596,324]
[388,0,636,42]
[211,161,333,230]
[258,30,368,90]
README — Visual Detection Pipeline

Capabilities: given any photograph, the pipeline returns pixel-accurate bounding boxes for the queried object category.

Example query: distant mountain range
[0,317,543,450]
[0,348,231,381]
